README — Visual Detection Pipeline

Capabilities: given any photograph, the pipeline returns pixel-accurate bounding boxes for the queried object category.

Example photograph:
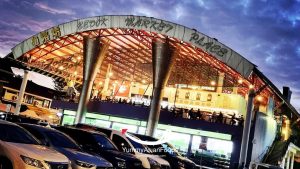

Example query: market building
[1,15,300,168]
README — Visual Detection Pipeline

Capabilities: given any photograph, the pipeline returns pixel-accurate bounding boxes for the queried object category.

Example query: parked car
[75,123,171,169]
[249,162,283,169]
[19,123,113,169]
[54,126,143,169]
[133,133,197,169]
[0,120,70,169]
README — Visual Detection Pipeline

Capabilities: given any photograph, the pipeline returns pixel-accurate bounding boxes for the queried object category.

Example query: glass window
[0,124,40,145]
[95,119,111,128]
[45,131,79,149]
[207,94,212,102]
[92,134,118,151]
[112,134,133,154]
[138,127,146,135]
[191,136,202,154]
[185,92,190,99]
[196,93,201,100]
[112,123,138,133]
[207,138,233,155]
[62,115,75,125]
[155,130,190,154]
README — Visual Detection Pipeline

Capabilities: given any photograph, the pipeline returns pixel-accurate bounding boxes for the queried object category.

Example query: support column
[239,89,255,168]
[15,70,29,115]
[146,39,176,136]
[291,153,294,169]
[75,37,108,124]
[282,157,286,169]
[286,153,291,169]
[216,72,225,93]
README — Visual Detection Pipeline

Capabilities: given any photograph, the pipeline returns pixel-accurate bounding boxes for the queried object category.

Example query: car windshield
[45,131,80,149]
[92,134,118,150]
[0,124,40,145]
[127,134,151,154]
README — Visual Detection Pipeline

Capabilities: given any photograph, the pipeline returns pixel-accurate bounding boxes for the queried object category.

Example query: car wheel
[0,157,13,169]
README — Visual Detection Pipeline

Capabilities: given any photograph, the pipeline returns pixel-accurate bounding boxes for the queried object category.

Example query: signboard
[199,136,208,150]
[12,15,254,78]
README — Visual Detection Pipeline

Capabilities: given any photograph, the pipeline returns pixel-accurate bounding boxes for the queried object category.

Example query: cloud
[33,2,75,15]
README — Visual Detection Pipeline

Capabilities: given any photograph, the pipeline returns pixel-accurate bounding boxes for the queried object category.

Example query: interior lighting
[109,72,113,77]
[249,84,254,89]
[238,79,243,84]
[210,81,216,86]
[142,80,146,84]
[58,66,64,70]
[257,96,263,102]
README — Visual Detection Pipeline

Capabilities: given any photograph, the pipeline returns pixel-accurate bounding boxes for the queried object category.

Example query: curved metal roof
[11,15,255,78]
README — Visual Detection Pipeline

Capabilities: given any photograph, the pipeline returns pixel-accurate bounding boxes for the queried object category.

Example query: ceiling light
[210,81,216,86]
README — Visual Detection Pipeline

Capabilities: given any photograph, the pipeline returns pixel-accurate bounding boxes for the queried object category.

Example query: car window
[112,134,133,154]
[92,134,118,151]
[44,131,80,149]
[60,128,97,146]
[96,128,112,137]
[22,126,47,144]
[0,124,40,145]
[126,134,151,154]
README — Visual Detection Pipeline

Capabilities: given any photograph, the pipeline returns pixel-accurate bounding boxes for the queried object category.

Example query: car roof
[0,119,18,125]
[19,123,58,132]
[76,123,114,131]
[57,125,108,136]
[133,133,158,141]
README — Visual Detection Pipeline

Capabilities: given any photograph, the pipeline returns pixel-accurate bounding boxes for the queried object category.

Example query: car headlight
[75,160,95,168]
[20,155,45,169]
[115,157,126,168]
[147,157,160,168]
[178,160,185,168]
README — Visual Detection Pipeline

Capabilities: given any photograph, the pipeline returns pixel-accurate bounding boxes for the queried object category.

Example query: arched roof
[12,15,255,78]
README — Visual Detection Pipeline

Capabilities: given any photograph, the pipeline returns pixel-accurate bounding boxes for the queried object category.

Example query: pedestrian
[239,115,244,126]
[217,112,223,123]
[189,108,194,119]
[196,109,202,120]
[211,111,217,122]
[230,113,236,125]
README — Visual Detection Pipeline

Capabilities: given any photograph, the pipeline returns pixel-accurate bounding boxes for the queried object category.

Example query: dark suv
[54,126,143,169]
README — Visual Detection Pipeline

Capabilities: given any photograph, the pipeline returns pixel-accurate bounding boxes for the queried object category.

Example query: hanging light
[99,81,103,85]
[257,95,263,102]
[74,71,78,75]
[58,66,64,70]
[238,79,243,84]
[142,80,146,84]
[109,72,113,77]
[210,81,216,86]
[249,84,254,89]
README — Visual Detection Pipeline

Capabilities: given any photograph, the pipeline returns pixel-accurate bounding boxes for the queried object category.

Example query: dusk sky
[0,0,299,110]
